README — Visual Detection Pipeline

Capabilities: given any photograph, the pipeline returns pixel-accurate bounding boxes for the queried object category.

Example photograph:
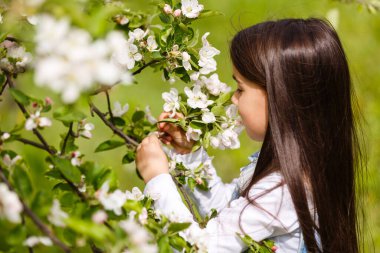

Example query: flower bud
[173,9,182,17]
[195,177,203,185]
[163,4,173,14]
[45,97,53,105]
[271,246,278,252]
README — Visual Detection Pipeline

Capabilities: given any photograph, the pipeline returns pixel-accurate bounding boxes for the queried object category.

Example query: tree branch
[171,175,202,224]
[0,165,71,253]
[15,137,49,151]
[5,74,55,155]
[61,123,74,155]
[132,60,160,76]
[105,91,114,124]
[89,101,139,148]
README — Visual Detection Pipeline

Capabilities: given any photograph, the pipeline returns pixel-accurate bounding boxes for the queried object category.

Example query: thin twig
[132,60,160,76]
[105,91,114,124]
[61,123,74,155]
[89,241,103,253]
[59,172,87,202]
[5,74,55,155]
[0,165,71,253]
[15,137,50,152]
[171,175,202,224]
[0,79,8,96]
[89,101,139,148]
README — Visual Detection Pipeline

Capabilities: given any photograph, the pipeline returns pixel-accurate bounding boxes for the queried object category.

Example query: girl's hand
[157,112,195,154]
[135,134,169,183]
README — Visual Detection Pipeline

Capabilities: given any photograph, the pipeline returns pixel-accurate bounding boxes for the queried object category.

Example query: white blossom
[95,181,127,216]
[184,85,213,109]
[201,109,216,123]
[198,33,220,75]
[0,14,3,24]
[6,46,32,68]
[147,36,159,52]
[210,128,240,150]
[34,17,133,104]
[201,73,230,96]
[182,51,192,71]
[70,151,82,166]
[181,0,204,18]
[225,104,239,119]
[326,8,339,30]
[163,4,173,14]
[129,28,148,42]
[0,183,23,223]
[112,101,129,117]
[25,111,52,131]
[190,72,200,81]
[1,132,10,141]
[119,218,153,246]
[186,126,202,142]
[2,154,22,167]
[162,88,181,118]
[79,121,95,139]
[125,187,145,201]
[92,210,108,224]
[48,199,68,227]
[23,236,53,247]
[138,208,148,224]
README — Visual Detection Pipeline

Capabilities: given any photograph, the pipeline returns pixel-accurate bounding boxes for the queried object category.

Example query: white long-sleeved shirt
[144,148,302,252]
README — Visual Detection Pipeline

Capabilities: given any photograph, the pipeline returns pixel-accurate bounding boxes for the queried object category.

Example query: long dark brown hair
[230,18,365,253]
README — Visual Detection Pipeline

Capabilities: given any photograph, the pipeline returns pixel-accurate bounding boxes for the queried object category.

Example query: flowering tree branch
[89,101,139,148]
[61,122,74,155]
[105,91,114,124]
[5,74,56,155]
[132,60,161,76]
[0,165,71,253]
[15,137,50,152]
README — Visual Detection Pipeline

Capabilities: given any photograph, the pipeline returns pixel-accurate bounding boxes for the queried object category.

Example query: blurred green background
[1,0,379,252]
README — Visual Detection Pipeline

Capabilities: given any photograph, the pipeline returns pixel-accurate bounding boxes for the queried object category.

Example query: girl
[136,18,363,252]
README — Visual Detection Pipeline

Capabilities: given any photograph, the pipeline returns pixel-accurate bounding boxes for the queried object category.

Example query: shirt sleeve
[165,147,239,218]
[143,173,299,253]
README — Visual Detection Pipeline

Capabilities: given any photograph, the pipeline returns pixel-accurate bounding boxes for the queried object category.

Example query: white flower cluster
[95,182,146,216]
[119,214,158,253]
[23,236,52,248]
[209,105,244,150]
[0,183,23,223]
[181,0,204,18]
[0,42,32,73]
[48,199,68,227]
[33,15,159,103]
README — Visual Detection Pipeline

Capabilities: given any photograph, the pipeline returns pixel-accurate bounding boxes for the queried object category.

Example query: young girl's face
[231,66,268,142]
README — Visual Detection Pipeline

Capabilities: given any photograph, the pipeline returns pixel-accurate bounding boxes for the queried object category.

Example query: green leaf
[187,177,196,192]
[168,222,191,234]
[216,91,233,105]
[51,157,81,184]
[169,235,189,251]
[158,236,171,253]
[8,88,30,106]
[195,178,209,191]
[0,73,5,87]
[112,117,126,127]
[12,165,33,198]
[132,110,145,122]
[66,218,113,242]
[95,140,125,152]
[211,105,225,117]
[199,10,223,18]
[159,13,171,24]
[31,191,53,217]
[6,226,27,246]
[160,27,173,43]
[163,0,172,5]
[53,107,87,124]
[122,151,136,164]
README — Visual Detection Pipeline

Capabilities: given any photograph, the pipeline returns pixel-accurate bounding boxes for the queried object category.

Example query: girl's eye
[235,88,243,94]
